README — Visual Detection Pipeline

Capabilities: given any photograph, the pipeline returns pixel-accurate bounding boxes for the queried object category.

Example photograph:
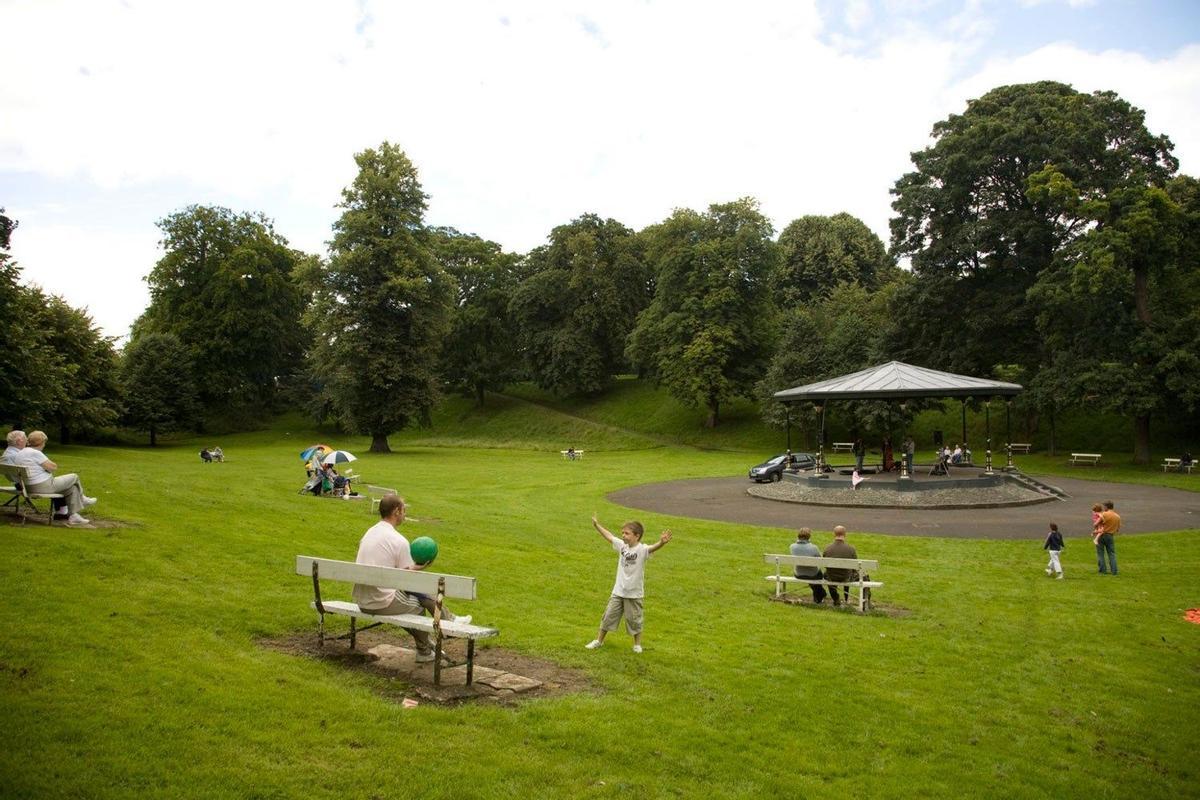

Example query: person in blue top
[1043,522,1065,579]
[789,528,826,604]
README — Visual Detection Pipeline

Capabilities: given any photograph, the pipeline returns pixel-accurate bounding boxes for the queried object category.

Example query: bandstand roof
[773,361,1023,402]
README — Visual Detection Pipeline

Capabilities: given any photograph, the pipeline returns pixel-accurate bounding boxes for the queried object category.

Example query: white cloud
[2,0,1197,338]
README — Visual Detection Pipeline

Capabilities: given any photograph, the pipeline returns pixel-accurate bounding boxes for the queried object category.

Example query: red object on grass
[1185,609,1200,625]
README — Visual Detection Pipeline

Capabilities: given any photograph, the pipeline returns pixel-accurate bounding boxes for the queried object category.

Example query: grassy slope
[1,388,1198,799]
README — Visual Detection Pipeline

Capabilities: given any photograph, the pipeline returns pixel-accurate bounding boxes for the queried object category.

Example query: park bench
[1008,443,1032,454]
[560,449,584,460]
[1162,458,1194,474]
[366,485,397,514]
[296,555,499,686]
[763,553,883,613]
[0,464,65,525]
[830,442,854,453]
[1069,453,1102,466]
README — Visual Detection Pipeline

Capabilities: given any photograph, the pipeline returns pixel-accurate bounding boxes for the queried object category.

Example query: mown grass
[1,393,1198,799]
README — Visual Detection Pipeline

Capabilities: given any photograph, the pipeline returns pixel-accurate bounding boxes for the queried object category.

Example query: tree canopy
[773,213,894,307]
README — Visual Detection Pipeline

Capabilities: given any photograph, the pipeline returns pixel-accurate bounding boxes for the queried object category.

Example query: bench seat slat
[764,576,884,588]
[763,554,880,571]
[296,556,477,600]
[313,601,500,640]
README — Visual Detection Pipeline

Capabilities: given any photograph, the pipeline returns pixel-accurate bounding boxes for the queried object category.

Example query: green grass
[2,392,1199,799]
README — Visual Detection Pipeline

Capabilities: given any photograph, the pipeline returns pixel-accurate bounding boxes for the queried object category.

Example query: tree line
[3,81,1197,462]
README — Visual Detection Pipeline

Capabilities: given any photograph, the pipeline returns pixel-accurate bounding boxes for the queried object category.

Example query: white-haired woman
[15,430,96,525]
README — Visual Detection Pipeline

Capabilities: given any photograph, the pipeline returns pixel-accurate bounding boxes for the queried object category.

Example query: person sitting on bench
[1180,452,1194,473]
[12,430,96,525]
[822,526,870,607]
[788,528,826,604]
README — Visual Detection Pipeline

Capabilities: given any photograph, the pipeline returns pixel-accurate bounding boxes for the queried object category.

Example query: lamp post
[899,400,910,481]
[984,398,994,475]
[815,402,827,478]
[1004,399,1014,471]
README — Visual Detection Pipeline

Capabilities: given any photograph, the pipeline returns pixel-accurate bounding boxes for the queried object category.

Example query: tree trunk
[149,425,157,447]
[1048,408,1056,457]
[476,384,486,407]
[705,398,719,428]
[1133,267,1151,325]
[59,420,71,445]
[370,433,391,453]
[1133,414,1151,465]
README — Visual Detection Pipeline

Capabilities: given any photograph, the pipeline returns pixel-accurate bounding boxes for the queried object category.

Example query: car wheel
[771,471,781,482]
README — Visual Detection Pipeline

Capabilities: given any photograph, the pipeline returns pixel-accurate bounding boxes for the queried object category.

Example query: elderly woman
[13,430,96,525]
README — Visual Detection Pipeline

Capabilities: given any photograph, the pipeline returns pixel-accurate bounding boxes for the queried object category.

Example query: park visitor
[351,494,468,663]
[585,513,671,653]
[1042,522,1065,579]
[1090,503,1104,544]
[789,527,826,604]
[1096,500,1121,575]
[3,429,26,464]
[12,430,96,525]
[853,438,865,473]
[822,525,869,607]
[902,436,915,474]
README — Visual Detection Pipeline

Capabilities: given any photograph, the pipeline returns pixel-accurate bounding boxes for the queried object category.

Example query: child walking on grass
[1043,522,1065,579]
[586,513,671,654]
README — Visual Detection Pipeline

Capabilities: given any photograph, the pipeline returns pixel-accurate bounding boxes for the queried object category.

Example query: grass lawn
[2,405,1198,799]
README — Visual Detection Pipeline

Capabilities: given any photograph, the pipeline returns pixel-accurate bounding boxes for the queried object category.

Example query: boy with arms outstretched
[585,513,671,653]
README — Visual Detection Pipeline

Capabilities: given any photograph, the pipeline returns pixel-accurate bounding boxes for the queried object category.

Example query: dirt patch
[260,630,601,706]
[767,593,912,618]
[0,512,133,530]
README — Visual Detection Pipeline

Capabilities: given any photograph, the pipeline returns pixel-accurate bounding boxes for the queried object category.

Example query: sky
[3,0,1199,341]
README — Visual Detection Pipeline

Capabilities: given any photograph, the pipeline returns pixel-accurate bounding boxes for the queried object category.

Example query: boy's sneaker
[1045,567,1052,575]
[632,644,643,654]
[415,650,449,663]
[82,496,98,507]
[1055,573,1064,580]
[585,639,603,650]
[67,513,90,526]
[451,615,472,626]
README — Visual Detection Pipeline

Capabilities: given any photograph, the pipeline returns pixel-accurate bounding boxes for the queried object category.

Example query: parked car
[748,452,815,482]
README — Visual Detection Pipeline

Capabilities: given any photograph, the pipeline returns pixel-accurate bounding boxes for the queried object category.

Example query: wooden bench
[1162,458,1194,474]
[1069,453,1102,466]
[830,442,854,453]
[296,555,499,686]
[763,553,882,613]
[0,464,65,525]
[560,449,584,460]
[1008,443,1032,454]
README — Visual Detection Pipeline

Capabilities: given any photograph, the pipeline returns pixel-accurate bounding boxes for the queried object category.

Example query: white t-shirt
[352,520,415,610]
[1,446,21,465]
[12,447,51,485]
[610,540,651,599]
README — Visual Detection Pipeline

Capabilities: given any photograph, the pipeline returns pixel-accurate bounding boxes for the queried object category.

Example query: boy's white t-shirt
[611,540,651,599]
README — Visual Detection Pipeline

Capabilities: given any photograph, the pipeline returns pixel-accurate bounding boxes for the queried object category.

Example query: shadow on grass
[260,630,602,706]
[768,593,912,618]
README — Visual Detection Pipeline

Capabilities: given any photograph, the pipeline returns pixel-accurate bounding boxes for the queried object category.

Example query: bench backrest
[763,553,880,572]
[1072,453,1102,458]
[296,555,478,601]
[1,464,32,490]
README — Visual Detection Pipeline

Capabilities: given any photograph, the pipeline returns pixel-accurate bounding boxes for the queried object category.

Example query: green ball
[410,536,438,566]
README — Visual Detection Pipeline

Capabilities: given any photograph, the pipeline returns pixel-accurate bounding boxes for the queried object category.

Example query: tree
[773,213,894,307]
[305,142,454,452]
[509,214,651,396]
[888,81,1176,378]
[137,205,308,412]
[40,296,121,442]
[430,227,522,405]
[120,333,199,446]
[627,198,777,427]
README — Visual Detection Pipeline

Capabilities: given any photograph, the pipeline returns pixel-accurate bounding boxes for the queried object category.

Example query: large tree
[137,205,308,411]
[120,332,199,446]
[509,214,651,396]
[305,142,454,452]
[40,296,121,442]
[627,198,777,427]
[773,213,894,308]
[888,81,1176,378]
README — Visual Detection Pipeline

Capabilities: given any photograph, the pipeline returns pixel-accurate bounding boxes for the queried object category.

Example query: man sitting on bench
[352,494,469,663]
[789,528,826,604]
[822,526,870,607]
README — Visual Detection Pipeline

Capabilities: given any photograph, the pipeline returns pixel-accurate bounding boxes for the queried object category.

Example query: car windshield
[766,456,786,465]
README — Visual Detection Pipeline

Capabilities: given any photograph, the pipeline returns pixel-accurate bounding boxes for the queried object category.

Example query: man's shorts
[600,595,644,635]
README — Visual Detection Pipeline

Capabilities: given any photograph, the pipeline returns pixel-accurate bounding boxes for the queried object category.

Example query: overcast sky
[4,0,1199,341]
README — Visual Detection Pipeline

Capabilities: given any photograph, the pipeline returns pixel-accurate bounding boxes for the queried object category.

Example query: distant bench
[560,450,584,460]
[0,464,65,525]
[763,553,883,613]
[830,442,854,453]
[1162,458,1194,474]
[1008,443,1032,454]
[296,556,499,686]
[1069,453,1102,466]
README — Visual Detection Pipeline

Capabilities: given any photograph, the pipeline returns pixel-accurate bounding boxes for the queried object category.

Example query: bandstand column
[815,402,827,478]
[1005,399,1014,470]
[984,398,994,475]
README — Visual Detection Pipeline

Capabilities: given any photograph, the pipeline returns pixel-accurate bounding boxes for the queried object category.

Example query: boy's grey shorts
[600,595,643,635]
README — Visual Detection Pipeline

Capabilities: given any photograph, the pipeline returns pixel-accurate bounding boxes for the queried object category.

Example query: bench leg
[467,639,475,686]
[317,613,325,647]
[349,617,357,650]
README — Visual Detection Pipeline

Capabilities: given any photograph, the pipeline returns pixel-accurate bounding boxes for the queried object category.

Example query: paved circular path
[608,475,1200,539]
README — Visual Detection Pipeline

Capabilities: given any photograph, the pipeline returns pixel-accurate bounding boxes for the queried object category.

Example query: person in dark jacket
[1043,522,1065,579]
[822,526,869,607]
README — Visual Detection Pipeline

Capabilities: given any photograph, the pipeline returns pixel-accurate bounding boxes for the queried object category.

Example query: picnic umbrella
[322,450,357,465]
[300,444,330,460]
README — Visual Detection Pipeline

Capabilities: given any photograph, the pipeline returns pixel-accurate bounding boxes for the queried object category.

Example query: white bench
[0,464,65,525]
[1069,453,1102,466]
[560,450,584,460]
[830,442,854,453]
[1009,443,1032,454]
[763,553,882,613]
[296,556,499,686]
[1162,458,1194,473]
[365,485,396,514]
